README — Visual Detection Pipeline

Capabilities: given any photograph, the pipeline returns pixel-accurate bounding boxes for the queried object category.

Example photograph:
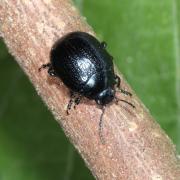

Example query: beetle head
[95,88,115,106]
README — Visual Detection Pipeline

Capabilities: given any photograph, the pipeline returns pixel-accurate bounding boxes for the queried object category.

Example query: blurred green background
[0,0,179,179]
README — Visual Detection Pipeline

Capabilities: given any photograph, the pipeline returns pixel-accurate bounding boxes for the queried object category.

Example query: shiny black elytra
[39,31,134,142]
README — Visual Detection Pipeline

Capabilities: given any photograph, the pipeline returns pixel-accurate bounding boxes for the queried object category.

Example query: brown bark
[0,0,180,179]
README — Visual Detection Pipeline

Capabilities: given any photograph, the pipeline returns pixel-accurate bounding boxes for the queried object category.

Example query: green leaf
[0,0,179,179]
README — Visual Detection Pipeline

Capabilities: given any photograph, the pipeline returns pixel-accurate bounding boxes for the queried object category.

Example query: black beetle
[39,31,134,141]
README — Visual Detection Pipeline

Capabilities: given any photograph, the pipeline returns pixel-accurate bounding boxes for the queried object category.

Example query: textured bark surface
[0,0,180,179]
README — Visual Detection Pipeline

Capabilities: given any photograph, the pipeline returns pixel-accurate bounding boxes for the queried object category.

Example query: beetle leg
[100,41,107,49]
[74,95,82,109]
[119,89,132,96]
[67,99,73,115]
[66,92,76,115]
[115,75,132,97]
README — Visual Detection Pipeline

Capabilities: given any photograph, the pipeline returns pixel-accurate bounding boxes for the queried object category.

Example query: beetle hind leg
[67,92,76,115]
[74,96,82,109]
[67,99,74,115]
[115,75,132,97]
[66,92,82,114]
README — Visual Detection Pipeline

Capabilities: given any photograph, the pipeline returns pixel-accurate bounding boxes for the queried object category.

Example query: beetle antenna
[115,97,135,108]
[99,106,106,144]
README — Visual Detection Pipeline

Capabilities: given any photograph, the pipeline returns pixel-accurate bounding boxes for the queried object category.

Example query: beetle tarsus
[66,98,74,115]
[67,92,81,114]
[119,89,132,97]
[74,96,82,109]
[115,75,132,97]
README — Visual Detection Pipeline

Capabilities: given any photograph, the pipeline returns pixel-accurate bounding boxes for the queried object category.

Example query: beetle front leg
[115,75,132,97]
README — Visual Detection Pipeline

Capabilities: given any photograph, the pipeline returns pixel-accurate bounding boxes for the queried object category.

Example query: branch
[0,0,180,179]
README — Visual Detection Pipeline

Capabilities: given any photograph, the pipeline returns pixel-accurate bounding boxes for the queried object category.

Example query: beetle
[39,31,134,141]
